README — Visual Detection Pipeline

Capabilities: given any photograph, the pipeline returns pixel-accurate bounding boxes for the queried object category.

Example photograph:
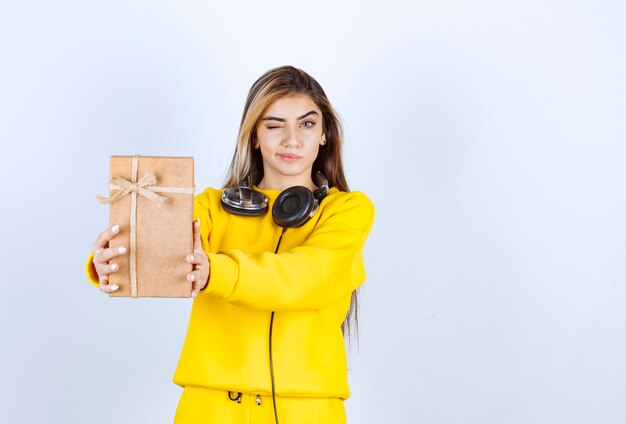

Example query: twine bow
[96,155,194,297]
[96,170,167,206]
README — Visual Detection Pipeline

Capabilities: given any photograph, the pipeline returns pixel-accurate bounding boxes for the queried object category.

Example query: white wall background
[1,1,625,423]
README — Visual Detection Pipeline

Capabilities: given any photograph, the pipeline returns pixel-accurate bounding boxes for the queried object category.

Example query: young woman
[87,66,375,423]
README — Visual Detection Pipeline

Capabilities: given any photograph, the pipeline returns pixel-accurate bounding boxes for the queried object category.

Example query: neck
[257,175,317,192]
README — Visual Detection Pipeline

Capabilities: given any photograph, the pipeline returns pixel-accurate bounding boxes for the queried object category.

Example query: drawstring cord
[228,391,242,403]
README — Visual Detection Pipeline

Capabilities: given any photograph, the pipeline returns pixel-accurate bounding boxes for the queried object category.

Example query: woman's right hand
[91,224,127,293]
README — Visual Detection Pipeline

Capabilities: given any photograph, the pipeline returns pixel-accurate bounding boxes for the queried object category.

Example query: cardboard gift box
[97,155,195,297]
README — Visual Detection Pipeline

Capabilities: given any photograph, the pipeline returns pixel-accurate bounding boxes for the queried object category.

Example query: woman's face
[255,94,325,190]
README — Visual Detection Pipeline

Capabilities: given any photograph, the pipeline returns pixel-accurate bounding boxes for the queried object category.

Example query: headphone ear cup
[221,198,267,216]
[221,187,269,216]
[272,186,316,228]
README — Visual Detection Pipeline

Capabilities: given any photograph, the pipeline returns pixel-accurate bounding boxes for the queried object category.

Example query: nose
[281,126,301,148]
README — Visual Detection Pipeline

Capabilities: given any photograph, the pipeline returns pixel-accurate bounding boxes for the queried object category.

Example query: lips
[278,153,301,162]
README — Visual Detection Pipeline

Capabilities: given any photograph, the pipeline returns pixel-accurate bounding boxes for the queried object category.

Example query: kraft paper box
[98,155,195,297]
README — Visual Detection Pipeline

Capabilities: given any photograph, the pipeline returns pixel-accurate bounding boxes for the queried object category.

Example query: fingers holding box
[91,225,128,294]
[187,220,210,297]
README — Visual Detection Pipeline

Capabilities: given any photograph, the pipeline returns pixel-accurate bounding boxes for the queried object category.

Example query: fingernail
[112,225,120,233]
[191,290,198,298]
[110,284,119,291]
[187,254,193,262]
[196,219,200,228]
[118,246,126,254]
[111,263,118,271]
[187,274,195,281]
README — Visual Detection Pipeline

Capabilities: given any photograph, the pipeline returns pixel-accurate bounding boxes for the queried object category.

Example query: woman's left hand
[186,219,210,297]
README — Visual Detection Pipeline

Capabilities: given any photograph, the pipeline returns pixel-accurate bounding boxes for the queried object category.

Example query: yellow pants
[174,386,347,424]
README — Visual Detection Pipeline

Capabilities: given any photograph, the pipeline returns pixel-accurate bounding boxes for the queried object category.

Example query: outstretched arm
[201,192,375,311]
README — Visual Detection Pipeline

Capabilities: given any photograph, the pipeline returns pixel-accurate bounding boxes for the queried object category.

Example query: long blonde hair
[223,65,348,191]
[223,65,358,339]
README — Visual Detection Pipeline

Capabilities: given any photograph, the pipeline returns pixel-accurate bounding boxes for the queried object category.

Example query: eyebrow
[261,110,319,122]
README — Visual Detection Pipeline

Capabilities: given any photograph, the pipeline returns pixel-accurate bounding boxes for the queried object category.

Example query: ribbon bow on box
[97,170,168,206]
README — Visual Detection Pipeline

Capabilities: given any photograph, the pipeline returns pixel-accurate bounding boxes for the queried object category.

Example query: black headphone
[221,171,329,228]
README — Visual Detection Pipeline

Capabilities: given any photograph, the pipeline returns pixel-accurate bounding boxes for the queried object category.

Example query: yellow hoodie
[87,185,374,399]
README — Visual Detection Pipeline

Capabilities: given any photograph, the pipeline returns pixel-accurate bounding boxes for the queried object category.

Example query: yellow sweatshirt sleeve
[85,253,99,288]
[203,192,375,311]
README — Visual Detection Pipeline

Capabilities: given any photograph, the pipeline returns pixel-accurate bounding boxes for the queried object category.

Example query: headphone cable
[269,227,287,424]
[269,311,279,424]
